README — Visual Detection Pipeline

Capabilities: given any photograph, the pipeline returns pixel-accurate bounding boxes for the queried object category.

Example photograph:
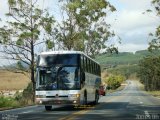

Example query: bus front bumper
[35,97,80,105]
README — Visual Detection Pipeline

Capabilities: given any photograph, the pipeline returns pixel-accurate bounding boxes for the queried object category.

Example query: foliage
[147,91,160,98]
[107,64,139,79]
[0,83,33,108]
[54,0,117,58]
[148,0,160,51]
[0,96,19,108]
[97,52,138,65]
[0,0,55,102]
[15,82,33,105]
[96,50,160,66]
[16,61,26,71]
[138,56,160,91]
[104,74,125,90]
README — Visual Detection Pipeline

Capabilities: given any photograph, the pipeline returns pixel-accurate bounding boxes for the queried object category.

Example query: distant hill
[0,60,29,70]
[95,50,160,66]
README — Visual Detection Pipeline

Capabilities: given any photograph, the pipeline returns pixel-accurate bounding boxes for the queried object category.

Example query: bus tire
[45,105,52,111]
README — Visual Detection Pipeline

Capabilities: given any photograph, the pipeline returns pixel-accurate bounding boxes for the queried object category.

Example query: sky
[107,0,159,52]
[0,0,159,65]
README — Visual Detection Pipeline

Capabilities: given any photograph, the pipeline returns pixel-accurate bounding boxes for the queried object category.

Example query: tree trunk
[30,0,35,103]
[31,39,35,103]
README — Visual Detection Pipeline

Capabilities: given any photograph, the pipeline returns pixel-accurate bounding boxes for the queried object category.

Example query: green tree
[138,56,160,91]
[104,74,125,90]
[54,0,117,58]
[148,0,160,51]
[0,0,55,102]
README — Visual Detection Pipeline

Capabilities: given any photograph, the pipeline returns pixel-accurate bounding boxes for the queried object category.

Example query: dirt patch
[0,70,30,90]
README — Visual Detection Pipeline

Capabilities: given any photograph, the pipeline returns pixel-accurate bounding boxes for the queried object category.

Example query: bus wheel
[45,105,52,111]
[83,93,87,105]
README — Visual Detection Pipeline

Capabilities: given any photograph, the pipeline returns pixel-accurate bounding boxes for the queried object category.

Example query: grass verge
[0,95,34,111]
[0,83,34,111]
[147,91,160,98]
[137,80,160,99]
[0,96,20,110]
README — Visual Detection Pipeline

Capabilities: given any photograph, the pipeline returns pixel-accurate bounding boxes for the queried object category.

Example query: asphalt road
[0,80,160,120]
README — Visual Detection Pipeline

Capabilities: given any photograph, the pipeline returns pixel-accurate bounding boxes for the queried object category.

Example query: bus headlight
[68,94,80,98]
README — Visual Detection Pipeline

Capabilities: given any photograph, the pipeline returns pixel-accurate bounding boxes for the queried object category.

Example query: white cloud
[117,43,149,53]
[118,0,152,10]
[0,0,8,14]
[107,0,159,52]
[113,10,158,32]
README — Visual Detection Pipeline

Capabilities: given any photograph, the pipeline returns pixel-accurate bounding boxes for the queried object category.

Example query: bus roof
[40,51,100,65]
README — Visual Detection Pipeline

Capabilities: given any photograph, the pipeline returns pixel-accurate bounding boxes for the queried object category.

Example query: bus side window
[80,70,85,87]
[83,56,85,71]
[96,64,98,75]
[91,61,94,74]
[90,60,92,74]
[93,63,96,74]
[83,56,86,72]
[87,59,90,73]
[81,55,83,70]
[98,66,101,76]
[86,57,88,72]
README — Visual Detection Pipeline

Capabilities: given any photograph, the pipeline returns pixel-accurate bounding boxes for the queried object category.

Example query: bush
[0,96,19,108]
[105,75,125,90]
[0,82,34,109]
[14,82,34,105]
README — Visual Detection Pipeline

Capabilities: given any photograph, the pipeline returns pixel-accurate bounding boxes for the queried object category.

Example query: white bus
[35,51,101,110]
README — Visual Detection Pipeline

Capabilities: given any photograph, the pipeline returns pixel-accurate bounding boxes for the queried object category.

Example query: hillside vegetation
[96,50,160,66]
[97,50,160,90]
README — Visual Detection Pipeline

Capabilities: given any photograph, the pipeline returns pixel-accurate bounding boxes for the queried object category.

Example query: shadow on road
[107,92,149,97]
[49,103,100,111]
[50,105,84,111]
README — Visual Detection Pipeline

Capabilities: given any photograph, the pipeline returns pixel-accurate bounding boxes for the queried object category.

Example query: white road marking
[21,110,35,114]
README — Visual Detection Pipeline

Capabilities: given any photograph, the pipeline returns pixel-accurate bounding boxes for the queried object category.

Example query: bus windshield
[38,54,78,66]
[37,66,80,90]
